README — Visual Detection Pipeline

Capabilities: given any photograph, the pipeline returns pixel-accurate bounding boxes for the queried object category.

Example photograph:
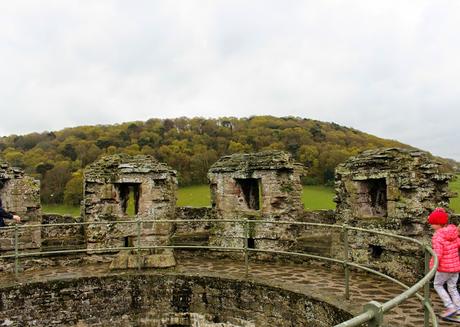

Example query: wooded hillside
[0,116,410,205]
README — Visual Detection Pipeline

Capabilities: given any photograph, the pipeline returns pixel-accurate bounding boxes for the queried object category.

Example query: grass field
[450,174,460,213]
[176,184,211,207]
[301,185,335,210]
[177,184,337,209]
[42,177,460,216]
[41,204,81,217]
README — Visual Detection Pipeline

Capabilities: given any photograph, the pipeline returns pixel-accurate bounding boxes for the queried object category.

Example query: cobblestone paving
[176,258,435,327]
[0,257,454,327]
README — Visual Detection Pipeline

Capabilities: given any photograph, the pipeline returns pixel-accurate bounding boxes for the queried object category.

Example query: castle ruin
[0,159,40,251]
[333,147,455,279]
[0,147,457,326]
[207,151,305,250]
[83,154,177,268]
[0,147,456,280]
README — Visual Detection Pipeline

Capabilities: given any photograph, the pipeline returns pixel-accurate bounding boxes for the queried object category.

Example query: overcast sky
[1,1,459,160]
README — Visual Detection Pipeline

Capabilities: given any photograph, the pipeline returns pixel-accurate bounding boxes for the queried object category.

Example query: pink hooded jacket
[430,224,460,272]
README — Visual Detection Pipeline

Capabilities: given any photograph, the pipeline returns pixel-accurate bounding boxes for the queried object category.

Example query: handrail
[0,219,438,327]
[336,225,439,326]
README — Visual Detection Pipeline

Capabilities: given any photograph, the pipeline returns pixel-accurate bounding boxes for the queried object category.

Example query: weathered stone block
[152,222,172,235]
[144,253,176,268]
[0,238,13,248]
[127,254,144,269]
[109,251,129,269]
[296,233,332,257]
[141,235,170,247]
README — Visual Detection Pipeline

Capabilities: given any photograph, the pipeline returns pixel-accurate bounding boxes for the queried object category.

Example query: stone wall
[335,148,453,225]
[171,208,336,262]
[171,207,215,248]
[0,209,339,272]
[0,159,41,251]
[41,215,85,252]
[3,147,456,284]
[333,148,455,281]
[290,210,336,258]
[0,274,352,326]
[208,151,305,250]
[83,154,177,254]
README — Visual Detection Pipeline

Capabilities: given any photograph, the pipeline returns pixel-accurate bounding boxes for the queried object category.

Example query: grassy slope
[42,178,460,216]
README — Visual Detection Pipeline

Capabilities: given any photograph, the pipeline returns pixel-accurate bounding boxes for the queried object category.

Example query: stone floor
[0,255,454,327]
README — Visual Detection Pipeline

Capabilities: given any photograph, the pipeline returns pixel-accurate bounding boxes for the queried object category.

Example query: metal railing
[0,219,438,327]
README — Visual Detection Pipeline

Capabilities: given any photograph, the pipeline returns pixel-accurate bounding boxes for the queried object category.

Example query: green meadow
[41,204,81,217]
[176,182,460,212]
[450,174,460,213]
[176,184,212,207]
[301,185,335,210]
[175,184,336,209]
[42,177,460,216]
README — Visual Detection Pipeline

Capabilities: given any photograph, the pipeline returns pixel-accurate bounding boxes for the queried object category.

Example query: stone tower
[208,150,305,250]
[0,159,41,251]
[333,147,455,280]
[335,147,454,226]
[83,154,177,263]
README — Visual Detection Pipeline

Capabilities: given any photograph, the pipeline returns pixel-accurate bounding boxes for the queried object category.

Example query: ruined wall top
[83,154,177,253]
[84,154,176,183]
[0,159,25,180]
[335,147,454,228]
[0,157,41,251]
[209,150,305,175]
[336,147,452,183]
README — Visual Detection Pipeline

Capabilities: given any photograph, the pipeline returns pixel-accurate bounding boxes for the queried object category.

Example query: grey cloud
[0,1,459,160]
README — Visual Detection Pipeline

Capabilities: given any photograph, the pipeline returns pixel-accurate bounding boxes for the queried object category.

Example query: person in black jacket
[0,198,21,227]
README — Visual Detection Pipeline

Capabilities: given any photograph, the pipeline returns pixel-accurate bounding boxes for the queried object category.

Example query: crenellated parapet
[335,147,454,228]
[333,147,455,280]
[83,154,177,268]
[0,158,41,251]
[208,150,306,251]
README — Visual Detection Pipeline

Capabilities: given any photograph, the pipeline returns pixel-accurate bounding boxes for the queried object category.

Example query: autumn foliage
[0,116,408,205]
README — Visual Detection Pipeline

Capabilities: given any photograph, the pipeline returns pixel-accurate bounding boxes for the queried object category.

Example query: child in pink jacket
[429,208,460,318]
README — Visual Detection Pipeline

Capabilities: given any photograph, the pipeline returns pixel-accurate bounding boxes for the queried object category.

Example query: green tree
[122,144,141,156]
[64,171,83,206]
[228,141,252,154]
[3,148,25,168]
[60,143,78,160]
[41,161,73,203]
[0,115,416,200]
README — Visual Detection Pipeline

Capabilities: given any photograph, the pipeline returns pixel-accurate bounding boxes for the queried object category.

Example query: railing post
[14,224,19,278]
[364,301,384,327]
[342,224,350,300]
[244,218,249,278]
[136,218,142,271]
[424,248,431,327]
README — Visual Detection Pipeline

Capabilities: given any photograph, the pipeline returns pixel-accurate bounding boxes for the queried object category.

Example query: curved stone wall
[0,273,352,326]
